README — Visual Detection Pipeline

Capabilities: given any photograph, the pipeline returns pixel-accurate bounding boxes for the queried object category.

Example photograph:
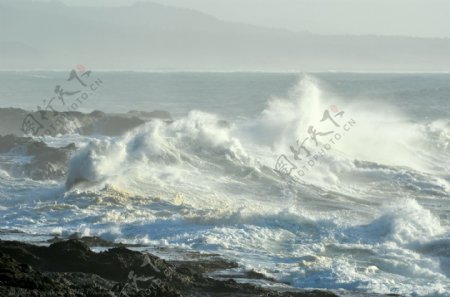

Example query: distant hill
[1,0,450,71]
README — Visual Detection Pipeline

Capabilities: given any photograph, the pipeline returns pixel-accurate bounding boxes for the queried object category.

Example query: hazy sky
[48,0,449,38]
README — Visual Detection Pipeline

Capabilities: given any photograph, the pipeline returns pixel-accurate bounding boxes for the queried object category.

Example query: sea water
[0,71,449,296]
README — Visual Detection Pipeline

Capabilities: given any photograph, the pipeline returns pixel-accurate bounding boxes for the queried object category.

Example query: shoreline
[0,236,402,297]
[0,237,341,297]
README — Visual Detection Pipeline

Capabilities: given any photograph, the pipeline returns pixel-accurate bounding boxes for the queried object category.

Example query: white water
[1,74,449,296]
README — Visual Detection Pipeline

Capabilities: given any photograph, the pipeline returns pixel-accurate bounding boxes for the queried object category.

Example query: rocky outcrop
[0,239,338,297]
[0,108,172,137]
[0,135,76,180]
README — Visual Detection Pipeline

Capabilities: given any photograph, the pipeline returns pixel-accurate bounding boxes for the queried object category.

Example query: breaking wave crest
[11,75,447,296]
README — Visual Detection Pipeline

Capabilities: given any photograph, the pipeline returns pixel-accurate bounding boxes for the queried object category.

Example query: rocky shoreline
[0,108,172,137]
[0,238,342,297]
[0,134,76,180]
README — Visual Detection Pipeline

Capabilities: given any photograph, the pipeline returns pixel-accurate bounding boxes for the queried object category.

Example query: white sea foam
[1,75,449,296]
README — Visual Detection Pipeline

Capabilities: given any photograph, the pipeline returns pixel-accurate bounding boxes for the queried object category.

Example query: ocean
[0,71,449,296]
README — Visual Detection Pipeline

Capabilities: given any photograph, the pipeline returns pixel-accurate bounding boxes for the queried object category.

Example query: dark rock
[0,134,76,180]
[0,239,341,297]
[48,234,149,248]
[128,110,172,121]
[0,252,80,297]
[0,108,173,137]
[89,110,105,117]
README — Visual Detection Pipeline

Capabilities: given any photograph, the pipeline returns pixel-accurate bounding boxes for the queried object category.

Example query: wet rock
[0,252,80,297]
[128,110,172,121]
[0,134,76,180]
[0,240,340,297]
[0,108,173,137]
[47,234,148,248]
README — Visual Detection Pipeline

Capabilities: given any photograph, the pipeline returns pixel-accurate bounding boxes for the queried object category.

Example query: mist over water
[0,72,449,296]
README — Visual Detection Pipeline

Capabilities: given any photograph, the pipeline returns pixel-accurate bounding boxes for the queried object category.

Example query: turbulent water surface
[0,72,449,297]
